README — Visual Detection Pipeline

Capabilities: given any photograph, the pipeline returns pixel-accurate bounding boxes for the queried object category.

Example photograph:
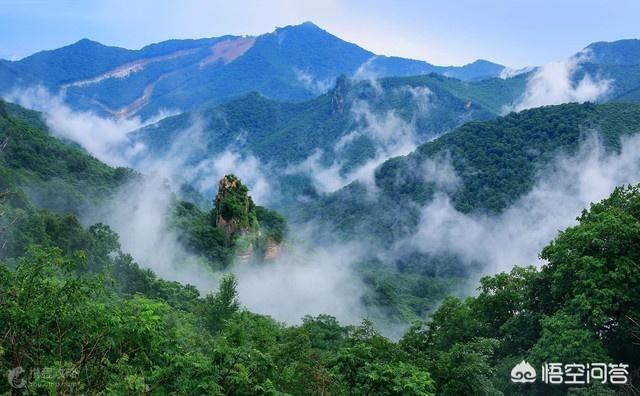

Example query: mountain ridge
[0,22,508,117]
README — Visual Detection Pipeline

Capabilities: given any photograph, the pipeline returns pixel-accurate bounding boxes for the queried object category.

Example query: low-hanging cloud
[401,132,640,276]
[233,241,368,325]
[7,89,374,326]
[352,56,384,94]
[421,152,461,193]
[288,95,424,193]
[403,85,432,113]
[5,86,174,166]
[132,119,274,205]
[88,172,221,292]
[506,52,612,113]
[189,151,271,204]
[293,67,334,95]
[499,66,534,80]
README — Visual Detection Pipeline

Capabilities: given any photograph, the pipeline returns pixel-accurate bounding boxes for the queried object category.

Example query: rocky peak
[330,74,351,114]
[214,174,259,237]
[213,175,286,263]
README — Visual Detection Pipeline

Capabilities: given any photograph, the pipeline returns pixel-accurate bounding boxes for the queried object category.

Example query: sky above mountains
[1,0,639,68]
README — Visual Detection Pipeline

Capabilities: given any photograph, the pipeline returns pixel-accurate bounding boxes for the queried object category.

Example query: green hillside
[133,75,498,208]
[0,99,133,214]
[2,174,638,394]
[305,102,640,241]
[136,75,496,162]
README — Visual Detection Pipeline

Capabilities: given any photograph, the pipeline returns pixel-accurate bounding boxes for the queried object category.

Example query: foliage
[255,205,287,243]
[399,184,640,395]
[171,200,235,268]
[196,273,240,334]
[308,102,640,244]
[2,65,640,394]
[0,99,133,214]
[0,242,440,394]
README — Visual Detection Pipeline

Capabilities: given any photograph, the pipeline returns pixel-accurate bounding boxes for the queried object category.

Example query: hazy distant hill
[133,75,495,161]
[0,22,505,118]
[586,38,640,65]
[128,72,501,208]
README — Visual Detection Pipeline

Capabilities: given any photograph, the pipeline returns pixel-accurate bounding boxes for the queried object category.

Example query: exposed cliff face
[330,75,350,114]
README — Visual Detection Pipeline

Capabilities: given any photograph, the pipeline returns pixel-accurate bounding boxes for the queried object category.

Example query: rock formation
[214,174,285,262]
[214,175,260,262]
[330,75,350,114]
[214,175,259,237]
[263,238,282,261]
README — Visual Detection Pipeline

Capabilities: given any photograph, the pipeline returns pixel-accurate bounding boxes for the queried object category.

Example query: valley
[1,13,639,395]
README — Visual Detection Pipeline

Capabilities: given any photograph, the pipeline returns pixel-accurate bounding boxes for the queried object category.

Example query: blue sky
[1,0,639,68]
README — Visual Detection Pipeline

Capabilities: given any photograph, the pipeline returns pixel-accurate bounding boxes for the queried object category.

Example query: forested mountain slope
[0,99,283,269]
[131,74,495,168]
[1,171,638,394]
[0,99,133,213]
[304,102,640,241]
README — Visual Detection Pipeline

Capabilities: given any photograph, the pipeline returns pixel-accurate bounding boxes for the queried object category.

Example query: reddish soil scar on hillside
[199,37,256,67]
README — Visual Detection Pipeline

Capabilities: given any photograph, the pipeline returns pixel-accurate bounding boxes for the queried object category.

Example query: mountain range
[4,24,640,225]
[3,22,640,124]
[121,37,640,211]
[0,22,506,118]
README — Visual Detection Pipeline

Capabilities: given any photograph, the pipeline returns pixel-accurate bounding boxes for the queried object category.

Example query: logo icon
[7,366,26,389]
[511,360,537,383]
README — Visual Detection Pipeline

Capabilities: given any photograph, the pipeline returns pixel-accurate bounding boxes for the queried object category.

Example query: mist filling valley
[5,60,639,335]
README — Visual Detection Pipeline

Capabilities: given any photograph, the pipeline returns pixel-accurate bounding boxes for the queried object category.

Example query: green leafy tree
[198,273,240,334]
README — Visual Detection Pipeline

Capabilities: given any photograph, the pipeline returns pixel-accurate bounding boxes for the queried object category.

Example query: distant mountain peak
[71,38,105,48]
[277,21,321,30]
[272,21,329,37]
[0,22,511,117]
[583,38,640,65]
[467,59,501,66]
[300,21,320,28]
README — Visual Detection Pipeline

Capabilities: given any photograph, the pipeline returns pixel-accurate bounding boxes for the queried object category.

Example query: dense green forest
[3,17,640,394]
[0,98,453,329]
[305,102,640,243]
[0,101,133,214]
[1,96,639,393]
[2,153,638,394]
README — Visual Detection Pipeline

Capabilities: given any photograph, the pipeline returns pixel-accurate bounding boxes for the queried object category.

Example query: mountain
[133,74,497,157]
[4,31,640,122]
[388,39,640,115]
[585,38,640,65]
[128,43,640,210]
[0,98,134,213]
[2,96,639,394]
[127,73,501,206]
[303,102,640,247]
[0,22,506,118]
